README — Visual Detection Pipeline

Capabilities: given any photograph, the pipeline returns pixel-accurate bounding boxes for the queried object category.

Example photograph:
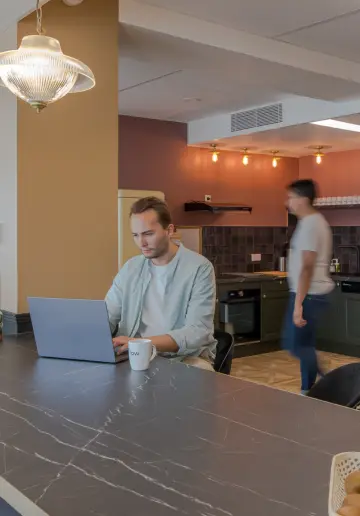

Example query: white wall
[0,25,17,312]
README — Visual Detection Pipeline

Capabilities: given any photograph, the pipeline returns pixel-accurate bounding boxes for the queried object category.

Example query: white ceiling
[192,114,360,157]
[278,12,360,63]
[118,25,360,122]
[119,26,293,121]
[135,0,360,39]
[118,0,360,123]
[0,0,50,33]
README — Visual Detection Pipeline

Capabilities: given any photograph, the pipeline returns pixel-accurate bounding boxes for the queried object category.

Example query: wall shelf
[314,196,360,209]
[316,204,360,210]
[184,201,252,213]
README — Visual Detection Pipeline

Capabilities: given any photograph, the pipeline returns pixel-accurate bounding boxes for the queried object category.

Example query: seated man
[105,197,217,369]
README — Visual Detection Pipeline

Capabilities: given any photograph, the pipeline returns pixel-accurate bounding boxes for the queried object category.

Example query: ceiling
[118,25,360,121]
[117,0,360,155]
[134,0,360,39]
[118,0,360,119]
[119,26,296,121]
[278,11,360,63]
[192,114,360,158]
[0,0,51,33]
[3,0,360,155]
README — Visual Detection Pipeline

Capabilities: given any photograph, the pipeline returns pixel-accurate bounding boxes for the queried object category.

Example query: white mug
[128,339,157,371]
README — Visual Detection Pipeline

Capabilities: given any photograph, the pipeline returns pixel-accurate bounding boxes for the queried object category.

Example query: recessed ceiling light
[311,119,360,133]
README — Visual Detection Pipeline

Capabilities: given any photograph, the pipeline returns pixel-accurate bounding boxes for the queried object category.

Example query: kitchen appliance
[278,240,289,272]
[330,258,340,273]
[219,287,261,344]
[279,257,287,272]
[341,281,360,294]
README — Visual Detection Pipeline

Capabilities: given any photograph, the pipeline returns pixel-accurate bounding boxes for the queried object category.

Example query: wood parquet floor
[231,351,360,393]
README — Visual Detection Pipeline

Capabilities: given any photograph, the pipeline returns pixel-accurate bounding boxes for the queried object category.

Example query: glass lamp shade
[0,35,95,112]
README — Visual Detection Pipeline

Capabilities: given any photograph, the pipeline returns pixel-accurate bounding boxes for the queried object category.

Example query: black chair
[307,362,360,408]
[213,330,234,375]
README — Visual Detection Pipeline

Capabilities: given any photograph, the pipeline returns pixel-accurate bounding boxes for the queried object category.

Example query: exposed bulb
[212,152,218,163]
[272,157,278,168]
[242,154,249,166]
[316,153,322,165]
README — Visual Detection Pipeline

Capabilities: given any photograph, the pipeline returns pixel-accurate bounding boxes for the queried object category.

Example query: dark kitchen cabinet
[317,281,345,344]
[261,280,289,342]
[344,293,360,346]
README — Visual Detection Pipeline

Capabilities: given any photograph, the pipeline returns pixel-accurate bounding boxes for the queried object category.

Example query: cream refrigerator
[118,189,165,268]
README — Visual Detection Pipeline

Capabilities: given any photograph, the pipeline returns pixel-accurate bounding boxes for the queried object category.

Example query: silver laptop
[28,297,128,364]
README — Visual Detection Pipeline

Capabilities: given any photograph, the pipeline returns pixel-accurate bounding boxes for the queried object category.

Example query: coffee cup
[128,339,157,371]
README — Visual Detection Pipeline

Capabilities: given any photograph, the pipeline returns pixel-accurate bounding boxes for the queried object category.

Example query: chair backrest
[307,363,360,408]
[213,330,234,375]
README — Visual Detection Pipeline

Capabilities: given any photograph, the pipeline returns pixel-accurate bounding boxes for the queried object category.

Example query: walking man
[282,179,334,394]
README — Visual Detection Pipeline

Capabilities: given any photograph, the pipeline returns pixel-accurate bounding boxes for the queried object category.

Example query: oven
[219,287,261,344]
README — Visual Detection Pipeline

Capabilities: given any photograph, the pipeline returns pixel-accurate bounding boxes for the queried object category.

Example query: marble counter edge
[0,476,49,516]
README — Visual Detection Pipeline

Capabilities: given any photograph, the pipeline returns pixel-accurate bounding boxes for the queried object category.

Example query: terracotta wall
[299,151,360,226]
[119,116,299,227]
[17,0,119,312]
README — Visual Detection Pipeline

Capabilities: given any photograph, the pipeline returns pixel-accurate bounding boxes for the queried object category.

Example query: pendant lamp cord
[36,0,45,35]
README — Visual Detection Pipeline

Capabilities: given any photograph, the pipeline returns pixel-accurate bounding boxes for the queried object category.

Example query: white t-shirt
[139,262,170,338]
[288,212,334,295]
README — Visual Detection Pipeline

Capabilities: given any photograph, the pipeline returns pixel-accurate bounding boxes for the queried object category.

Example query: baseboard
[233,340,281,358]
[317,339,360,358]
[1,311,32,336]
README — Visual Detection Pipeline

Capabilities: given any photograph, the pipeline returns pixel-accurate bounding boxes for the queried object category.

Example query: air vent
[231,103,283,133]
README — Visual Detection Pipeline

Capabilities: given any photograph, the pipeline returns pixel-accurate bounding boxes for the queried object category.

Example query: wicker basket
[329,452,360,515]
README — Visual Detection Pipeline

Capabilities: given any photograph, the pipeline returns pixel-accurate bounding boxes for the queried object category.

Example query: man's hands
[112,334,179,354]
[112,336,130,354]
[293,304,307,328]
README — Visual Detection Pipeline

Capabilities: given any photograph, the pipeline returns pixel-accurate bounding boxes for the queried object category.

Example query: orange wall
[17,0,119,312]
[299,150,360,226]
[119,116,299,227]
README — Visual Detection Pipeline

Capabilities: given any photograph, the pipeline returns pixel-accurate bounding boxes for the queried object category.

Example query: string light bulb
[315,146,324,165]
[210,144,219,163]
[242,148,249,166]
[271,151,280,168]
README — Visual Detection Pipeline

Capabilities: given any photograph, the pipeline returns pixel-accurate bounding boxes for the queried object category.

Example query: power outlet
[251,254,261,262]
[205,195,212,202]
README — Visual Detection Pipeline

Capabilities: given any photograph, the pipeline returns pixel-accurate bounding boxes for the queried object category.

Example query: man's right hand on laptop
[113,336,130,355]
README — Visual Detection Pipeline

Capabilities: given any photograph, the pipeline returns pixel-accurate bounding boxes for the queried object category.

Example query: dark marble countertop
[331,273,360,282]
[216,272,285,284]
[217,271,360,285]
[0,334,360,515]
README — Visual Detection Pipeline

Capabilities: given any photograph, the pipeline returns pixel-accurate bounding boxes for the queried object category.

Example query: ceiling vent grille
[231,103,283,133]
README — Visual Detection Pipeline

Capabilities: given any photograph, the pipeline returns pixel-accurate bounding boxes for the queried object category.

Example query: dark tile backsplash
[202,226,288,277]
[202,226,360,276]
[332,226,360,273]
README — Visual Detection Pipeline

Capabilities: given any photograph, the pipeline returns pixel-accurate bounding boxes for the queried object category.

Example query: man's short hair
[287,179,318,205]
[130,197,172,229]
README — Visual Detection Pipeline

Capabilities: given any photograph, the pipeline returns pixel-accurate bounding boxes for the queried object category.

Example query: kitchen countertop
[217,272,286,284]
[1,335,360,515]
[217,271,360,284]
[331,273,360,282]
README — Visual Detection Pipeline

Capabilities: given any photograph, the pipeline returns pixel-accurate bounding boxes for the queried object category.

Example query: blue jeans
[282,292,329,391]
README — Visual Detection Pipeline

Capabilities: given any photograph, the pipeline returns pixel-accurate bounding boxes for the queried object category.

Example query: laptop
[28,297,128,364]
